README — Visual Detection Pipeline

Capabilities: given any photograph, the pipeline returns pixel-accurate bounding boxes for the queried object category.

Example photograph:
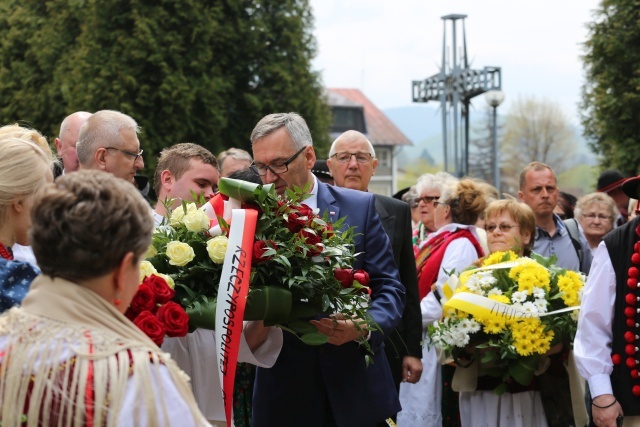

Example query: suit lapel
[317,181,340,222]
[374,196,395,236]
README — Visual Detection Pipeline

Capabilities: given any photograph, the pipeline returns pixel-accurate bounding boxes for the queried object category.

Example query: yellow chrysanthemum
[481,316,507,334]
[482,250,518,267]
[556,271,584,307]
[509,260,551,292]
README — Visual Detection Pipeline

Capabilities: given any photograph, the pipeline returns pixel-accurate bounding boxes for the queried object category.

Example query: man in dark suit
[327,131,423,417]
[250,113,405,427]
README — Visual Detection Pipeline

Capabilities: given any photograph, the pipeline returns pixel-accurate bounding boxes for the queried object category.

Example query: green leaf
[287,320,317,334]
[300,332,330,346]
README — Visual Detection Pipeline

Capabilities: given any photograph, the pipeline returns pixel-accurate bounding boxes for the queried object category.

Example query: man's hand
[591,394,623,427]
[402,356,423,383]
[310,313,368,346]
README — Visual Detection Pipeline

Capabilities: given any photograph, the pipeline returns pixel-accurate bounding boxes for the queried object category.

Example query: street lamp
[485,90,505,191]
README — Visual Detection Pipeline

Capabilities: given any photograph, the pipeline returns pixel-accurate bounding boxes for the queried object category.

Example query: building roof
[327,88,412,147]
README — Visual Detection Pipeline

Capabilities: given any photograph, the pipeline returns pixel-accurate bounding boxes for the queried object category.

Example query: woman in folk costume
[0,170,209,426]
[399,178,486,427]
[0,126,55,310]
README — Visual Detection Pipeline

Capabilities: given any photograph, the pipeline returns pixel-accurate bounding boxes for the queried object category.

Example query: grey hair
[416,171,458,196]
[218,147,253,171]
[76,110,139,166]
[575,192,618,221]
[328,130,376,158]
[250,113,312,150]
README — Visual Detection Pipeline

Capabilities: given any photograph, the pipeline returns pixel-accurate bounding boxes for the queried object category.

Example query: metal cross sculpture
[412,14,502,177]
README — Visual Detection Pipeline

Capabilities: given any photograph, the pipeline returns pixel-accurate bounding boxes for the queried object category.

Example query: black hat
[312,159,333,184]
[393,187,410,201]
[597,170,626,193]
[622,176,640,199]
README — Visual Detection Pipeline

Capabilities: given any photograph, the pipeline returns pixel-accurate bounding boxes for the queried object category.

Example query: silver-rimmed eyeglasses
[250,146,306,176]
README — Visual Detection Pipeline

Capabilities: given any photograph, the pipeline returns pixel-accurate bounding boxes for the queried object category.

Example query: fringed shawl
[0,275,209,427]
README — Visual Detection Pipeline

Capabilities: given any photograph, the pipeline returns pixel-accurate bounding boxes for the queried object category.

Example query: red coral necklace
[0,242,13,261]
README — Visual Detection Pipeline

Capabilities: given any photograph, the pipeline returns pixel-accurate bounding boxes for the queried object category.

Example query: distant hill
[384,105,597,169]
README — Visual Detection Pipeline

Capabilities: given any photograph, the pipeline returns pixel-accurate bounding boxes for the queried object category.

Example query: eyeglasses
[415,196,439,205]
[485,224,520,233]
[331,152,373,163]
[583,213,612,221]
[250,146,307,176]
[106,147,144,162]
[434,201,448,207]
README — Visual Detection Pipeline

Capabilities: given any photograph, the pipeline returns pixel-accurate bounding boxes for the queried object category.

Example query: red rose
[334,268,354,288]
[284,212,306,233]
[130,283,157,314]
[145,274,175,304]
[134,310,166,346]
[323,223,335,238]
[297,229,323,256]
[353,270,370,287]
[253,240,277,263]
[156,301,189,337]
[296,204,314,218]
[124,307,137,322]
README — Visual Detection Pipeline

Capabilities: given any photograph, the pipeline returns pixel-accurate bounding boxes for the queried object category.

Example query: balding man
[54,111,92,176]
[327,131,423,424]
[76,110,143,184]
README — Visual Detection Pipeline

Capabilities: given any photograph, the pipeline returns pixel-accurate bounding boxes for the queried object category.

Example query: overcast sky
[310,0,602,124]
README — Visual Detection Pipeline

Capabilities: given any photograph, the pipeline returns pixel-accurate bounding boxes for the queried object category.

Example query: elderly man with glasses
[249,113,405,427]
[76,110,144,185]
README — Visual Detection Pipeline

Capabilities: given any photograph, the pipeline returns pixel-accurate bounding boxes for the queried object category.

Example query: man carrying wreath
[249,113,405,427]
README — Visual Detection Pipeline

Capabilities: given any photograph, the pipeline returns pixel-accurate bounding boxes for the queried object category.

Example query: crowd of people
[0,109,637,427]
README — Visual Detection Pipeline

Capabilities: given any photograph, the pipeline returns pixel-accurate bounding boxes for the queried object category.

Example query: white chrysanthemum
[511,290,528,303]
[532,287,546,299]
[521,301,538,314]
[534,299,548,313]
[487,287,503,297]
[451,329,470,347]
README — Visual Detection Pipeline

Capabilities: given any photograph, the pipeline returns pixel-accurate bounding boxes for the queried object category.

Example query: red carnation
[612,354,622,365]
[298,229,323,256]
[253,240,277,263]
[625,307,636,318]
[633,385,640,396]
[627,357,637,369]
[145,274,175,304]
[627,293,637,306]
[628,278,638,289]
[633,253,640,265]
[334,268,354,288]
[130,284,157,314]
[626,344,637,356]
[630,267,639,278]
[134,311,166,346]
[625,331,636,343]
[156,301,189,337]
[353,270,370,287]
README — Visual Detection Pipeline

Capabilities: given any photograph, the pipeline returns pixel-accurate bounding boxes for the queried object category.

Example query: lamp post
[485,90,505,191]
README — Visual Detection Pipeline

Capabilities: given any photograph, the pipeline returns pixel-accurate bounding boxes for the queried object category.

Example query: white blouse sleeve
[574,241,616,398]
[238,322,283,367]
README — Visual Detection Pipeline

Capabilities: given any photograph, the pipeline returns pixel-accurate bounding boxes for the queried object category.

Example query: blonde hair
[0,126,54,223]
[440,178,487,225]
[485,199,536,255]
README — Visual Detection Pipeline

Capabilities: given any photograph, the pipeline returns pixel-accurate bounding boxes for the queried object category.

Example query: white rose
[139,260,157,282]
[183,209,210,232]
[169,203,198,226]
[207,235,228,264]
[166,241,195,266]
